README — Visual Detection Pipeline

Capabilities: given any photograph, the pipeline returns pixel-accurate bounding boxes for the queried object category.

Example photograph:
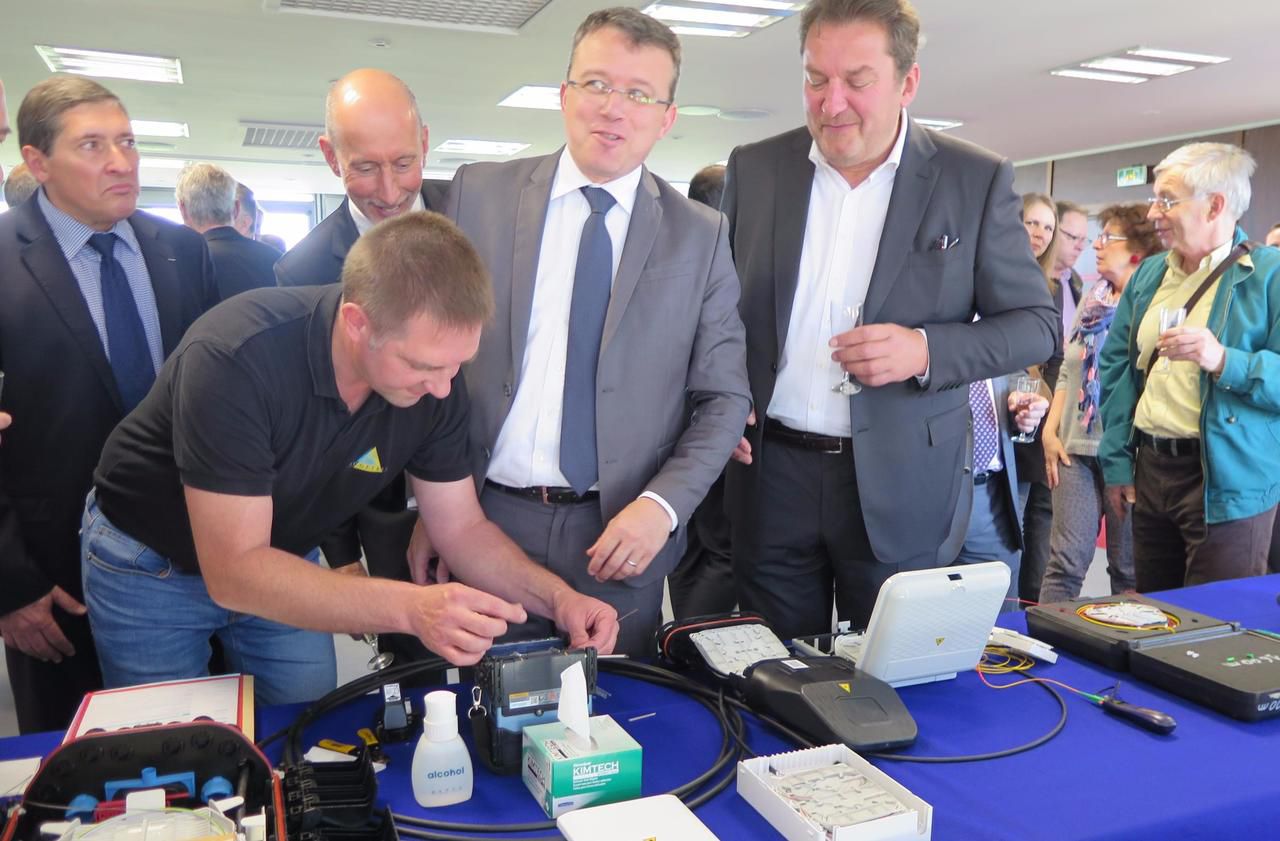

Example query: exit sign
[1116,165,1149,187]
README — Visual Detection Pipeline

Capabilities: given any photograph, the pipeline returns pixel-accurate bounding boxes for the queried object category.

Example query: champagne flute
[1158,307,1186,372]
[364,633,394,671]
[830,302,864,396]
[1010,374,1041,443]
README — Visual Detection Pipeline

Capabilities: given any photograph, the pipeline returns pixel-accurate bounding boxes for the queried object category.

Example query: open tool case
[1,722,284,841]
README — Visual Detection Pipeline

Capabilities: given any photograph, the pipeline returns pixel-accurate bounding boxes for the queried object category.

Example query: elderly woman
[1039,204,1160,603]
[1099,143,1280,590]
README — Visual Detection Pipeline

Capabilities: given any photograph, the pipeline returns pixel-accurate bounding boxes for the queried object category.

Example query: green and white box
[521,714,642,818]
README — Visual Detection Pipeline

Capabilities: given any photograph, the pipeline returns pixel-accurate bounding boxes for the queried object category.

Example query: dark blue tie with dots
[969,380,1001,472]
[560,186,617,495]
[88,232,155,413]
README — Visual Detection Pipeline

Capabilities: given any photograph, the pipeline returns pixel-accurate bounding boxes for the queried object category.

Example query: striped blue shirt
[37,188,164,372]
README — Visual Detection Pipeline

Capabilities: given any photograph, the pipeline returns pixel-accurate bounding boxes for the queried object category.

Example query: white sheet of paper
[557,661,591,740]
[66,675,248,742]
[0,756,40,796]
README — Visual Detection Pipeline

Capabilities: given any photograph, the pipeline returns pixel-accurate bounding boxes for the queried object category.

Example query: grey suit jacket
[722,120,1058,566]
[446,151,751,585]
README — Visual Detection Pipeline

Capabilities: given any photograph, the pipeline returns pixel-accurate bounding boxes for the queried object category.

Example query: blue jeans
[81,492,336,705]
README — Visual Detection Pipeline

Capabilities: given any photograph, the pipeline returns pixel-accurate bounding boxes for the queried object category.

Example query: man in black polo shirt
[82,212,619,702]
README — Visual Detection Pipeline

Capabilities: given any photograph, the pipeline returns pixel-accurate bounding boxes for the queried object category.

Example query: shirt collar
[37,187,141,262]
[307,285,346,400]
[1165,238,1235,278]
[550,147,641,216]
[347,189,425,238]
[808,107,909,187]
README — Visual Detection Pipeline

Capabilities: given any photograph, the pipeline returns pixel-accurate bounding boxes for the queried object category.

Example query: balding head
[319,69,427,225]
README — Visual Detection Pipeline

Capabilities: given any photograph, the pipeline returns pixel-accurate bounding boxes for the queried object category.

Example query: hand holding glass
[830,303,864,396]
[1158,307,1186,371]
[1011,375,1041,443]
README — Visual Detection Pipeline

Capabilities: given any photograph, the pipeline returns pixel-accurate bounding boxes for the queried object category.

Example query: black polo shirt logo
[352,446,384,474]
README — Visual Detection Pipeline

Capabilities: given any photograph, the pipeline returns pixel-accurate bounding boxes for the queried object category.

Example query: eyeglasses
[566,79,672,108]
[1096,233,1129,246]
[1059,229,1088,246]
[1146,195,1192,214]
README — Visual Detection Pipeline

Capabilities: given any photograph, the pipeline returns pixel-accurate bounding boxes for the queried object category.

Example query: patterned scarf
[1070,283,1120,434]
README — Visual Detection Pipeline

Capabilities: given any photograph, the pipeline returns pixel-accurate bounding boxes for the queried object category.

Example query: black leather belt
[973,469,1004,486]
[485,480,600,505]
[764,418,851,454]
[1135,430,1200,457]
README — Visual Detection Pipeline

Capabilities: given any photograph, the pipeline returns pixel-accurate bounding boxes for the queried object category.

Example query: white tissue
[557,661,591,742]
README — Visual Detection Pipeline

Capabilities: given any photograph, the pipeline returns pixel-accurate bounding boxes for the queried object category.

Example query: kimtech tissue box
[521,714,642,818]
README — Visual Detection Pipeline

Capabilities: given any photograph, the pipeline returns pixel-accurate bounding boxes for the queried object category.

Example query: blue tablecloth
[6,575,1279,839]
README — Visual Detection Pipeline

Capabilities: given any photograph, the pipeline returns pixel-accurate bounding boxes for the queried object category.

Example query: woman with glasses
[1099,142,1280,591]
[1039,204,1159,603]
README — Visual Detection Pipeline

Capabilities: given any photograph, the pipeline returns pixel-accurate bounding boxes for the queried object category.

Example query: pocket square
[931,234,961,251]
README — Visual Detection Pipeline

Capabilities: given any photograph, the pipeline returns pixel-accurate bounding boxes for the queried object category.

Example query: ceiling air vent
[242,122,324,150]
[263,0,553,34]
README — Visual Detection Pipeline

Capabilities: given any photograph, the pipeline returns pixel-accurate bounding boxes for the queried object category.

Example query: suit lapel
[602,169,661,351]
[510,154,557,376]
[773,132,815,352]
[330,198,358,274]
[16,203,124,412]
[863,119,940,324]
[130,213,184,355]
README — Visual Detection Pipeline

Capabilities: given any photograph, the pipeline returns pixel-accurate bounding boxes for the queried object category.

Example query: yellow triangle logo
[838,682,851,693]
[352,447,384,474]
[935,637,945,646]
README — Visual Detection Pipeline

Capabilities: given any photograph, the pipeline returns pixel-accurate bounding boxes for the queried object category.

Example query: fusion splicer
[744,656,918,752]
[470,638,597,774]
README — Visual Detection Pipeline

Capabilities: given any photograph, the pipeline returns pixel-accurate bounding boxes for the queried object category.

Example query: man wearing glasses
[441,7,750,657]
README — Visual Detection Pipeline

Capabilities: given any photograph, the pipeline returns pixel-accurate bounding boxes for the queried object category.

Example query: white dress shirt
[348,190,424,237]
[767,110,909,437]
[485,151,678,529]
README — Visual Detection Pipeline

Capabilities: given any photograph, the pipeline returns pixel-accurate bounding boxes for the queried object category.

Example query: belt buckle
[540,486,552,505]
[824,439,845,455]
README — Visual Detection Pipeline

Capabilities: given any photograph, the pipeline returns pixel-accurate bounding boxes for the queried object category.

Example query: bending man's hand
[407,518,449,584]
[830,324,928,387]
[0,587,86,662]
[587,497,671,582]
[407,582,527,666]
[553,591,619,654]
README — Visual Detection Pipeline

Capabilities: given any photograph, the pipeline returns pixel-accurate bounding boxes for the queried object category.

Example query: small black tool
[1098,694,1177,735]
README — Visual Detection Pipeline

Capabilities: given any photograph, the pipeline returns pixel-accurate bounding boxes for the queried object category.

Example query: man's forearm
[434,519,572,622]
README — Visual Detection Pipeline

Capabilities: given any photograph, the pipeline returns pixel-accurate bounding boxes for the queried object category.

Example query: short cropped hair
[176,163,237,227]
[1155,142,1256,221]
[18,76,126,156]
[342,211,493,337]
[3,161,39,206]
[687,164,726,210]
[1056,199,1087,223]
[799,0,921,79]
[568,7,682,100]
[1097,203,1162,260]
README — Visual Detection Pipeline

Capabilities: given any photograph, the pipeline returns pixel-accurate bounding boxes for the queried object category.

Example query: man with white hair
[1100,142,1280,590]
[177,163,280,301]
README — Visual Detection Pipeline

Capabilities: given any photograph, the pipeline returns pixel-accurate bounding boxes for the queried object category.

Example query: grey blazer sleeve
[640,214,751,524]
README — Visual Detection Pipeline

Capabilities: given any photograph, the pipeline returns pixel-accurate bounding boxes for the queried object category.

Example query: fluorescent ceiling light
[1081,57,1193,77]
[35,45,183,84]
[916,118,963,131]
[434,139,530,157]
[497,85,561,111]
[644,4,775,27]
[1050,68,1148,85]
[139,158,188,169]
[668,25,748,38]
[726,0,805,9]
[1127,47,1229,65]
[131,120,189,138]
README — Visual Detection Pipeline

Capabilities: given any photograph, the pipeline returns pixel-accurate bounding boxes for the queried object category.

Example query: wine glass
[1010,374,1042,443]
[364,633,394,671]
[1158,307,1186,372]
[830,302,864,396]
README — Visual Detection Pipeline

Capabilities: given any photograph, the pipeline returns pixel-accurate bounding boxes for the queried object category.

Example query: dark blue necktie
[969,380,1002,472]
[560,186,617,495]
[88,232,155,413]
